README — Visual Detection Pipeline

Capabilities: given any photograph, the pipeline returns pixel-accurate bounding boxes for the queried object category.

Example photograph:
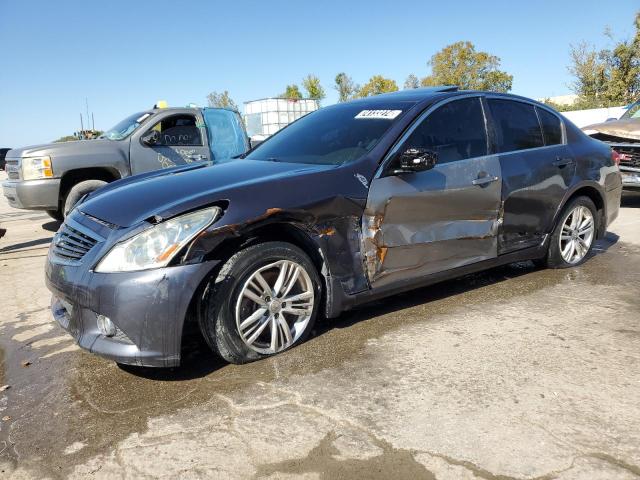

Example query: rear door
[129,111,210,175]
[363,96,502,288]
[485,98,575,254]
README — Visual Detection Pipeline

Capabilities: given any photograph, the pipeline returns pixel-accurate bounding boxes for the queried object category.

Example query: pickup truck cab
[2,106,249,220]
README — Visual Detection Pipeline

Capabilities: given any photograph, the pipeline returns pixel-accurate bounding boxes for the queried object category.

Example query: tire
[539,196,598,269]
[199,241,321,364]
[63,180,107,217]
[45,209,64,222]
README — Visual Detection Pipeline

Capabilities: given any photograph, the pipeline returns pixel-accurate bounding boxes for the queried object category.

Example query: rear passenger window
[488,99,543,152]
[537,108,563,145]
[402,97,488,163]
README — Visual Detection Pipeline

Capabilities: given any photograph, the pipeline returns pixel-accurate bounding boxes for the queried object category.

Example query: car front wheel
[199,241,321,364]
[541,196,598,268]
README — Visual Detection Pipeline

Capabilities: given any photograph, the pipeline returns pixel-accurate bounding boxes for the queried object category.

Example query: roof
[244,97,320,104]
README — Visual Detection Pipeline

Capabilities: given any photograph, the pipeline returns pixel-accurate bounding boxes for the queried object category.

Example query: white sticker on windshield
[136,113,151,123]
[355,110,402,120]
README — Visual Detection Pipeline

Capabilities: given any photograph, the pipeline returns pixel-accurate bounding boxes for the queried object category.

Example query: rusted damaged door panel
[362,156,502,288]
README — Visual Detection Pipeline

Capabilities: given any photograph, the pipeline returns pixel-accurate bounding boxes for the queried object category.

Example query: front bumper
[621,168,640,189]
[2,178,61,210]
[44,212,220,367]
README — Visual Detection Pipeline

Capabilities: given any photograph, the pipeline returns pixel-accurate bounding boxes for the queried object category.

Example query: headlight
[22,156,53,180]
[95,207,220,273]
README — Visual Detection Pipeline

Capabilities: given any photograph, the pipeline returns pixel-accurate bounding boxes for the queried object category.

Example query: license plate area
[51,297,74,330]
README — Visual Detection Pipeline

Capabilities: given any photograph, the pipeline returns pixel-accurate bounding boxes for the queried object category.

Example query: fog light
[96,314,116,337]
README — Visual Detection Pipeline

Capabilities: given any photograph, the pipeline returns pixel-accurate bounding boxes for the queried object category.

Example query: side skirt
[336,244,547,313]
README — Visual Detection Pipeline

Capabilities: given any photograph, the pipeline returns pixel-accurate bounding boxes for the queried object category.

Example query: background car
[2,107,249,220]
[0,147,11,170]
[583,99,640,190]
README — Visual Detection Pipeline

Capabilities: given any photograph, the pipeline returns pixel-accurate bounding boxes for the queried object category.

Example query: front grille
[615,147,640,168]
[52,223,99,262]
[5,159,20,179]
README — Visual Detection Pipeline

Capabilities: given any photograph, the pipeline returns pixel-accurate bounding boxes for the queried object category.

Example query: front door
[362,96,502,289]
[129,111,210,175]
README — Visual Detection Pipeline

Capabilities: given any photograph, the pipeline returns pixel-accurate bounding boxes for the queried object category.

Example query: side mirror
[395,147,437,174]
[141,130,161,146]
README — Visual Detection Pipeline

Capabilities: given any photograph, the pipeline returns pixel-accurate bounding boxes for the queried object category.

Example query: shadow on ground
[622,191,640,208]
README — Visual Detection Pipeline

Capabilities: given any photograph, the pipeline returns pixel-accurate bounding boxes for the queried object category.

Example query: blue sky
[0,0,638,147]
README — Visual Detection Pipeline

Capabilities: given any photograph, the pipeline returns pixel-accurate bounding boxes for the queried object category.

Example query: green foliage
[207,90,239,111]
[302,74,326,102]
[357,75,399,97]
[281,84,302,100]
[568,12,640,107]
[404,74,419,89]
[334,72,359,102]
[54,135,79,143]
[420,41,513,92]
[54,130,103,142]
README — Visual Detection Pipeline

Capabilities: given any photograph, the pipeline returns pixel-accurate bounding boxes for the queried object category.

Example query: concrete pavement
[1,172,639,479]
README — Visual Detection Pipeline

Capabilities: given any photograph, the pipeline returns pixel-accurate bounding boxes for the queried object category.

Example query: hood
[79,160,334,227]
[8,139,121,159]
[583,118,640,141]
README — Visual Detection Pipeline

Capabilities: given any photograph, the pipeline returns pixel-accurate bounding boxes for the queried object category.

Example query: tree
[334,72,358,102]
[281,84,302,99]
[207,90,239,111]
[357,75,399,97]
[54,135,79,143]
[302,74,326,102]
[568,12,640,107]
[404,74,419,89]
[420,41,513,92]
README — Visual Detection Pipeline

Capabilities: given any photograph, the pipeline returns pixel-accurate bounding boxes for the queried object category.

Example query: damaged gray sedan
[45,87,622,367]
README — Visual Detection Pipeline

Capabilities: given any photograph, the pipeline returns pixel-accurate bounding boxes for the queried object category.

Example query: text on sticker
[355,110,402,120]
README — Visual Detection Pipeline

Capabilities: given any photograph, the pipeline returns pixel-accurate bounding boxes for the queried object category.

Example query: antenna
[85,97,90,133]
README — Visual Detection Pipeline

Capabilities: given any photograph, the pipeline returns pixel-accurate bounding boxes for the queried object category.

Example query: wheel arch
[181,220,336,350]
[552,182,607,239]
[59,167,121,202]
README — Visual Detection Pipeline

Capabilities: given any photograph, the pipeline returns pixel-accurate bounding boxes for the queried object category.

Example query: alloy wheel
[559,205,595,265]
[235,260,315,354]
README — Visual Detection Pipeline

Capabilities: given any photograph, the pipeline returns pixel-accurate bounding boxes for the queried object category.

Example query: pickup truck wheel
[45,209,64,222]
[63,180,107,217]
[199,241,321,364]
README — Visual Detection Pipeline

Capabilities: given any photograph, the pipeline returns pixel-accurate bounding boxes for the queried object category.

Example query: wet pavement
[1,175,639,479]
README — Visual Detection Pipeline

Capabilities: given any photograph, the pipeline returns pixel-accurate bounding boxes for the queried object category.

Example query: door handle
[185,154,207,161]
[553,157,575,167]
[472,175,499,186]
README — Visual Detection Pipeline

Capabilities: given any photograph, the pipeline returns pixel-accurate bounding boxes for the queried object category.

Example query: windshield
[245,102,413,165]
[621,100,640,120]
[102,111,151,140]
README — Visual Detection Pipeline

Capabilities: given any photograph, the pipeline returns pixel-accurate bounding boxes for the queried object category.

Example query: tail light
[611,149,621,167]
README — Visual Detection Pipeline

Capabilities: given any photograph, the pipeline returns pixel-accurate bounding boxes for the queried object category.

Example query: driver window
[402,97,488,164]
[148,115,202,146]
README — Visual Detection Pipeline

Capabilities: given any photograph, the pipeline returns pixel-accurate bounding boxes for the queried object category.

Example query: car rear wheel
[199,241,321,364]
[540,196,597,268]
[63,180,107,217]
